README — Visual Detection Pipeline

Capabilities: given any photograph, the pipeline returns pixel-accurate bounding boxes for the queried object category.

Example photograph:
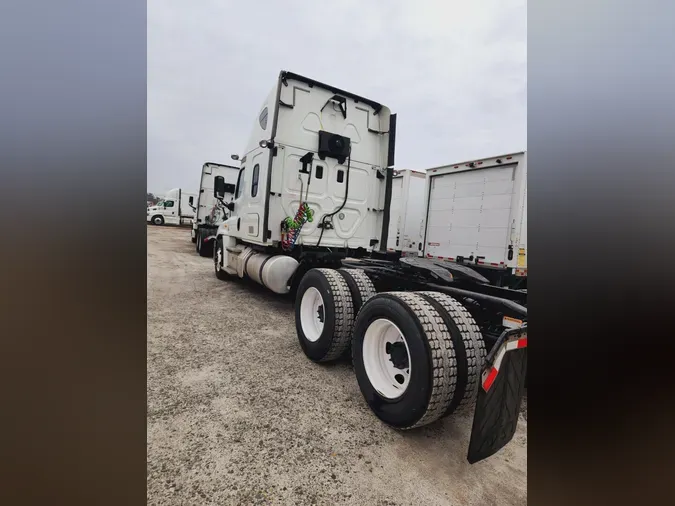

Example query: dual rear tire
[295,269,355,363]
[295,267,485,429]
[196,229,214,257]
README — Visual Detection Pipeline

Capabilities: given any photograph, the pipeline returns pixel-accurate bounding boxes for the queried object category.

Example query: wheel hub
[362,319,411,399]
[386,341,409,369]
[300,287,325,343]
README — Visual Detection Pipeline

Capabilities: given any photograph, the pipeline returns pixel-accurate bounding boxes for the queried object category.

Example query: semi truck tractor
[211,71,527,464]
[191,162,240,257]
[147,188,197,226]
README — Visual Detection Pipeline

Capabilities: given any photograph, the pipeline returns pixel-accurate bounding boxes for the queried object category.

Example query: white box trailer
[147,188,198,226]
[191,162,240,257]
[386,169,426,256]
[422,152,527,286]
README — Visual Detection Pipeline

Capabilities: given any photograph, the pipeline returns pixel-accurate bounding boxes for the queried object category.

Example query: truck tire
[338,268,377,315]
[295,268,354,363]
[352,292,457,429]
[191,231,197,243]
[213,237,232,281]
[151,215,164,226]
[198,235,213,257]
[417,291,486,416]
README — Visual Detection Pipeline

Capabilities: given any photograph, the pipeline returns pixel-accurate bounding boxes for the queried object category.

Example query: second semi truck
[191,162,240,257]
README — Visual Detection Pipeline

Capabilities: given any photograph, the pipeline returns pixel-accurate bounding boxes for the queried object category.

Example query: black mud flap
[467,326,527,464]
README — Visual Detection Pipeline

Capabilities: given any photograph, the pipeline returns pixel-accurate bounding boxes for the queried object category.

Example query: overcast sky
[148,0,526,196]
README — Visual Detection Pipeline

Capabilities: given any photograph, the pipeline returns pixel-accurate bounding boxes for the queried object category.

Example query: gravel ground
[147,225,527,506]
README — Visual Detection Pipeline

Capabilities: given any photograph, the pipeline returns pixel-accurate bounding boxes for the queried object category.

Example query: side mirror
[214,176,226,199]
[188,196,194,205]
[231,154,240,161]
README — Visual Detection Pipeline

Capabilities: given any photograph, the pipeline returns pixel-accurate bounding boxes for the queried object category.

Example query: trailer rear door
[425,163,516,265]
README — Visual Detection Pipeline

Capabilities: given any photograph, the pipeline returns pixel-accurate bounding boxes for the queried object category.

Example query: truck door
[163,199,177,225]
[235,149,268,242]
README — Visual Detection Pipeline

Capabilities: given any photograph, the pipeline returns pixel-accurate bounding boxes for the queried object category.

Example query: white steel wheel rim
[300,287,325,343]
[362,318,411,399]
[154,217,162,225]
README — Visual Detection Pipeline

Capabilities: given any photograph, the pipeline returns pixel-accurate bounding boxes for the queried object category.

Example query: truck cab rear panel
[225,71,396,253]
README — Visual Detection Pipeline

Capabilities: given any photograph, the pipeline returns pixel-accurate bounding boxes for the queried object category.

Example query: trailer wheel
[191,230,197,243]
[214,237,232,281]
[151,215,164,226]
[352,292,457,429]
[295,268,354,363]
[417,291,486,416]
[338,268,377,315]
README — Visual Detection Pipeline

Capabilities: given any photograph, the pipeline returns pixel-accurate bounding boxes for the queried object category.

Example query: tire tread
[315,268,354,362]
[382,292,457,429]
[417,291,486,414]
[338,268,377,313]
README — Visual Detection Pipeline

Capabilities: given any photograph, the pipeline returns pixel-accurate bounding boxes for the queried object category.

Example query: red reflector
[477,161,483,165]
[438,256,443,259]
[491,262,499,266]
[517,337,527,348]
[448,257,454,261]
[483,367,498,391]
[506,156,512,160]
[454,165,459,168]
[427,253,432,258]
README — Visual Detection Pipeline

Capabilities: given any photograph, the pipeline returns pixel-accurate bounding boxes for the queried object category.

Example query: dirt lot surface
[147,226,527,506]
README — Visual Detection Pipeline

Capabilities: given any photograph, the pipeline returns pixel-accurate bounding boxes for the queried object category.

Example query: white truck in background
[385,169,426,257]
[210,70,527,464]
[191,162,240,257]
[423,152,527,289]
[147,188,198,226]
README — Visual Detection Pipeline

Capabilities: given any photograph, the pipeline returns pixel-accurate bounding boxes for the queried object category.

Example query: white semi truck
[147,188,197,226]
[190,162,240,257]
[422,152,527,289]
[212,71,527,464]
